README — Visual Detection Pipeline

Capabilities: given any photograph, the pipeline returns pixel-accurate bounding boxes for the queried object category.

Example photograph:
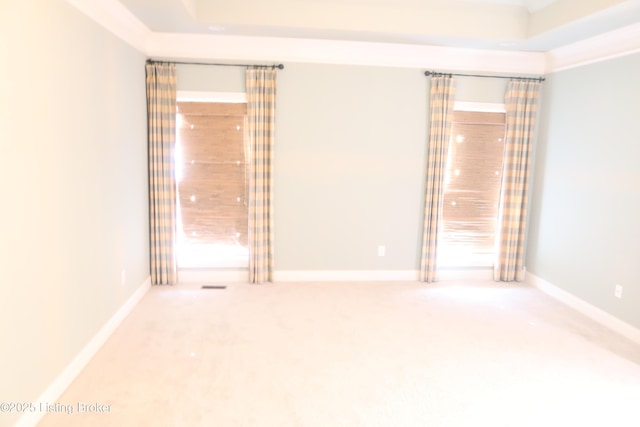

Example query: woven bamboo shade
[440,111,506,260]
[176,102,248,247]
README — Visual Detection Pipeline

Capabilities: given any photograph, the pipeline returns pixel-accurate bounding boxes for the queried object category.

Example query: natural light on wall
[438,103,506,268]
[175,92,249,269]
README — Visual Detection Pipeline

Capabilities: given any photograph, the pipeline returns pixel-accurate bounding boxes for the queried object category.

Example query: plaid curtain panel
[246,67,277,284]
[146,63,177,285]
[420,76,456,283]
[494,80,542,282]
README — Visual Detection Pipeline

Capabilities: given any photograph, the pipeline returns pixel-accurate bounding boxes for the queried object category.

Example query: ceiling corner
[66,0,640,75]
[547,21,640,72]
[65,0,150,53]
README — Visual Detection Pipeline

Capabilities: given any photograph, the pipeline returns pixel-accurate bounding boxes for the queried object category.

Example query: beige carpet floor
[37,280,640,427]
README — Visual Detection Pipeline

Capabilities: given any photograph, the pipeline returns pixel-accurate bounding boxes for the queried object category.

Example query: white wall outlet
[614,284,623,299]
[378,245,386,257]
[121,270,126,286]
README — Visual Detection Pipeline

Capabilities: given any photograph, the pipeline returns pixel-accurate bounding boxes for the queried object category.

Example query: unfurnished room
[1,0,639,426]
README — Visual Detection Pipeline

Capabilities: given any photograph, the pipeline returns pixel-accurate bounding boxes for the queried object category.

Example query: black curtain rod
[424,70,544,82]
[146,59,284,69]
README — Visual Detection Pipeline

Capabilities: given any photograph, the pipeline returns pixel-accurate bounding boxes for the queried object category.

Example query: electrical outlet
[121,270,126,286]
[614,284,623,299]
[378,245,386,257]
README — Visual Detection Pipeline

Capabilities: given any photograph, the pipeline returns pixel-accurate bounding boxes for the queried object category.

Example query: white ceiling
[115,0,640,52]
[460,0,558,13]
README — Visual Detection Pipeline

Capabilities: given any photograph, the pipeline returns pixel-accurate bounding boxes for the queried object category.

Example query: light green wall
[527,53,640,329]
[174,63,508,272]
[0,1,148,423]
[274,64,428,270]
[273,65,508,271]
[176,63,245,92]
[455,75,508,104]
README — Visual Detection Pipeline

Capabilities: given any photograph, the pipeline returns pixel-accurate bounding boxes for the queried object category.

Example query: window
[438,104,506,267]
[175,96,249,268]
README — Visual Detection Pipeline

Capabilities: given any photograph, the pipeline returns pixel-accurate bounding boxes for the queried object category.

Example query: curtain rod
[146,59,284,69]
[424,70,544,82]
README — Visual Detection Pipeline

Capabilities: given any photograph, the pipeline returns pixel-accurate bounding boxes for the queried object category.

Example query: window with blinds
[175,101,248,268]
[438,109,506,267]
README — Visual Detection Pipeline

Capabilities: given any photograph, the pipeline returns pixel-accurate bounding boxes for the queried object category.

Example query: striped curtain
[494,80,542,281]
[146,62,177,285]
[419,76,456,282]
[246,67,277,284]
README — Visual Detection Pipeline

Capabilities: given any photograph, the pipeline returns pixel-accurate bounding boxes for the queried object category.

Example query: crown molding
[146,32,547,74]
[546,22,640,72]
[67,0,639,75]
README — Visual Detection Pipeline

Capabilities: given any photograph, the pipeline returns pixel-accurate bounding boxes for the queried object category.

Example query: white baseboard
[272,269,494,282]
[437,268,494,282]
[176,267,500,283]
[273,270,419,282]
[16,277,151,427]
[526,272,640,345]
[178,268,249,283]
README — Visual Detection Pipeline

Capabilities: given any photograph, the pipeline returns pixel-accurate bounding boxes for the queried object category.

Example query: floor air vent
[201,285,227,290]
